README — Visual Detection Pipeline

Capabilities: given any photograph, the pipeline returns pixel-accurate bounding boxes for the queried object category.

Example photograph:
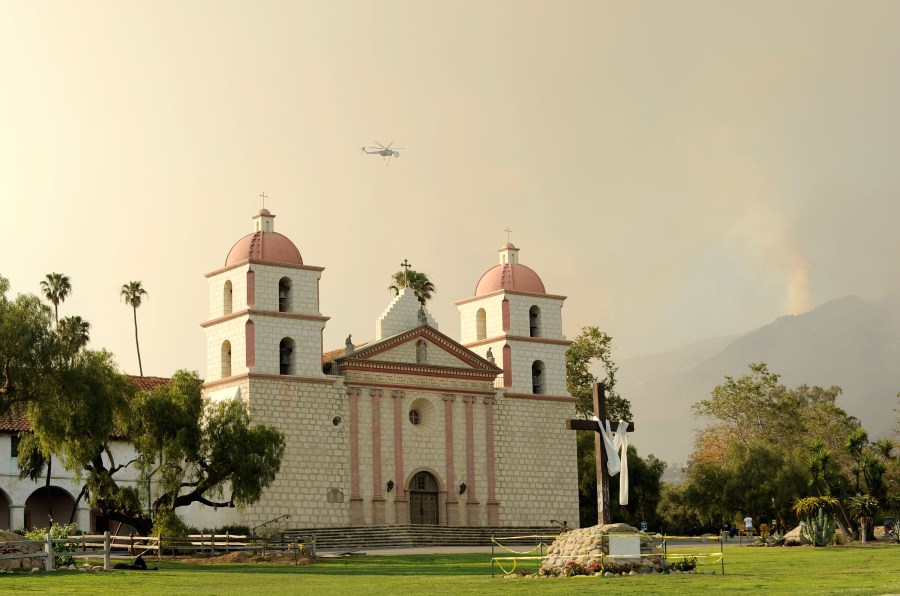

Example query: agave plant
[799,508,837,547]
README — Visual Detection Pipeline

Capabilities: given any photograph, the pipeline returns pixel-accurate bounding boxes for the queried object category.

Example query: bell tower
[201,209,329,391]
[456,243,570,396]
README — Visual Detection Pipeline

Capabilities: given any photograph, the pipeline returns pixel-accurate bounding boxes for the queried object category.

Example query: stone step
[282,525,559,550]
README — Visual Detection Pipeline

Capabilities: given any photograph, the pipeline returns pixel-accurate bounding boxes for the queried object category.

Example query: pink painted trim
[464,396,476,501]
[245,320,255,368]
[349,389,361,498]
[392,391,405,498]
[483,397,496,502]
[200,309,330,328]
[502,392,577,403]
[443,394,455,503]
[463,335,573,348]
[502,344,512,388]
[454,289,568,305]
[371,389,383,497]
[203,373,337,391]
[501,299,510,333]
[343,380,495,397]
[246,270,256,308]
[205,260,325,277]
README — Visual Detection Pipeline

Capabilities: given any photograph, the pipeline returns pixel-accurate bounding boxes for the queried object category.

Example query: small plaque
[609,535,641,557]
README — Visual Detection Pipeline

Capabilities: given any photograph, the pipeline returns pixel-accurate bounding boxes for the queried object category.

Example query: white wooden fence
[0,532,314,571]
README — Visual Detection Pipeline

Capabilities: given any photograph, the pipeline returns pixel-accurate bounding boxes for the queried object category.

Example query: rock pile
[541,523,665,574]
[0,531,43,571]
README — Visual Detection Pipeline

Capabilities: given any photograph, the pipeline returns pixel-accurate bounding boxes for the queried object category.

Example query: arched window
[531,360,545,394]
[279,337,295,375]
[245,320,255,368]
[223,281,233,315]
[416,340,427,364]
[221,340,232,378]
[278,277,292,313]
[529,305,541,338]
[476,308,486,340]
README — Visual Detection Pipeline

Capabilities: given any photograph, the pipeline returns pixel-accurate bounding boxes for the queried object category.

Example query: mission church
[0,209,579,531]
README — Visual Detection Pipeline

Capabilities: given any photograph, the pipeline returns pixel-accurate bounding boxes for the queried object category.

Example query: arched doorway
[0,488,10,530]
[409,471,439,525]
[24,486,76,530]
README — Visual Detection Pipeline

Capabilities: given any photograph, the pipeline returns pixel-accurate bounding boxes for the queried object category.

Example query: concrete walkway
[318,545,496,556]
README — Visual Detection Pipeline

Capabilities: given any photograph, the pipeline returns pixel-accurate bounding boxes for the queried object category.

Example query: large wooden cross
[566,382,634,525]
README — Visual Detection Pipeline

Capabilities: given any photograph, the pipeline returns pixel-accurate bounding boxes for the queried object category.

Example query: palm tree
[121,281,148,376]
[58,315,90,355]
[40,272,71,328]
[389,269,435,305]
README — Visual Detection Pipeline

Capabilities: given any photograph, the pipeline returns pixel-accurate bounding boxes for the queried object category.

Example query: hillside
[619,295,900,467]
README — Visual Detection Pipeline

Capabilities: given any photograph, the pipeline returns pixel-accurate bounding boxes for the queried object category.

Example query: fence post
[226,532,230,552]
[210,532,215,556]
[104,531,111,571]
[44,531,54,571]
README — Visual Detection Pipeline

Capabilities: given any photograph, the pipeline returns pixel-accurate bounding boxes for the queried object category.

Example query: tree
[845,427,869,494]
[120,281,148,376]
[388,269,435,305]
[0,275,59,417]
[58,315,90,356]
[25,368,286,535]
[565,326,631,420]
[39,272,71,328]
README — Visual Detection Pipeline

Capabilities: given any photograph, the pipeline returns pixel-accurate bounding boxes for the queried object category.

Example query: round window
[408,409,421,425]
[332,416,343,427]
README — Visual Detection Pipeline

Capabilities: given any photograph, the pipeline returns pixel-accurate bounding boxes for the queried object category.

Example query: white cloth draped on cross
[591,417,630,505]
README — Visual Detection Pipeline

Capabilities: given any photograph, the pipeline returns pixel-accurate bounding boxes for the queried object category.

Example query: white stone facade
[194,216,582,530]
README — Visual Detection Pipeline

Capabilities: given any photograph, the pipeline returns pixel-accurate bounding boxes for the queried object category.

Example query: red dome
[225,232,303,267]
[474,263,546,296]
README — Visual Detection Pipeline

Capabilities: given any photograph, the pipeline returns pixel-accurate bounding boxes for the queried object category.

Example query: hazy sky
[2,1,900,382]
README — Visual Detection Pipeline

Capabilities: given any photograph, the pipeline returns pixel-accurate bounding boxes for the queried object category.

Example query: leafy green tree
[388,269,435,305]
[39,272,71,328]
[58,315,91,356]
[566,326,630,420]
[0,276,59,417]
[26,368,286,535]
[120,281,148,376]
[845,427,869,494]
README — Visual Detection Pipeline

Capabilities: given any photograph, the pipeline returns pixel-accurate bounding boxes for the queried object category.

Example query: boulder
[783,525,809,547]
[541,523,665,574]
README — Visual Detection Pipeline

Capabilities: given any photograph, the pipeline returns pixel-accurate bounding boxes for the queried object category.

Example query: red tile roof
[322,341,370,365]
[0,375,172,434]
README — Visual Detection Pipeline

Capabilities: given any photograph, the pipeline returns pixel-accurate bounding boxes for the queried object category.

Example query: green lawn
[2,545,899,595]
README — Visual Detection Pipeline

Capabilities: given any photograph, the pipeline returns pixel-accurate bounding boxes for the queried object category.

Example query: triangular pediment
[335,325,500,377]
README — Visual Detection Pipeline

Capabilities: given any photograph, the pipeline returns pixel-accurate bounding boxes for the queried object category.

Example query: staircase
[282,525,558,551]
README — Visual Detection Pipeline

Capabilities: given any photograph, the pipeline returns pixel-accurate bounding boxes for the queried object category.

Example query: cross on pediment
[566,382,634,525]
[400,258,412,286]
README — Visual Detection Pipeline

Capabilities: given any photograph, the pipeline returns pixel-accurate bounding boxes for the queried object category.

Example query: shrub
[564,560,588,576]
[669,556,697,572]
[25,521,77,568]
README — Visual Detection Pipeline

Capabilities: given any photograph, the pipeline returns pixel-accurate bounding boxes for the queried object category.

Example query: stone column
[442,394,459,526]
[483,395,500,526]
[9,505,24,531]
[391,390,408,524]
[76,507,92,533]
[370,389,385,525]
[463,395,479,526]
[347,388,364,525]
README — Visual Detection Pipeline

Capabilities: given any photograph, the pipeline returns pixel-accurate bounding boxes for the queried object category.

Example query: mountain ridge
[619,294,900,466]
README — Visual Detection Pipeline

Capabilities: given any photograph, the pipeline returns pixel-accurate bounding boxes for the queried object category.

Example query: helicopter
[361,141,404,165]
